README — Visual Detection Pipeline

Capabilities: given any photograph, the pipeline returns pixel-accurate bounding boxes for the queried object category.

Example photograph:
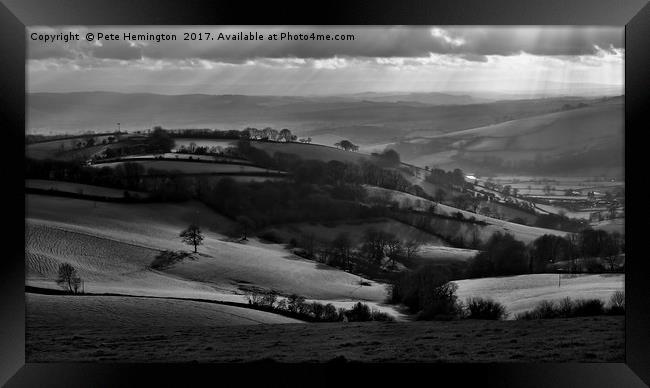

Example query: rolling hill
[28,92,609,147]
[395,98,623,176]
[454,273,624,318]
[26,194,401,317]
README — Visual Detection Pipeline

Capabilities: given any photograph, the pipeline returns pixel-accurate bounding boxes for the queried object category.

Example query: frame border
[1,0,648,386]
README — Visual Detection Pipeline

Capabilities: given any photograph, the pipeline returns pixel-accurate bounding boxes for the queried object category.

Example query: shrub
[572,299,604,316]
[516,297,609,320]
[370,308,395,322]
[558,297,574,317]
[322,303,339,321]
[260,291,278,308]
[287,294,306,313]
[608,290,625,315]
[346,302,372,322]
[337,307,348,321]
[465,297,508,320]
[310,302,325,320]
[516,300,558,320]
[390,264,462,320]
[276,299,287,311]
[247,290,264,305]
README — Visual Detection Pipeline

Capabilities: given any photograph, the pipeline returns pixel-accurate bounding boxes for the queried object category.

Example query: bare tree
[56,263,82,294]
[403,239,422,260]
[180,224,204,253]
[385,238,403,268]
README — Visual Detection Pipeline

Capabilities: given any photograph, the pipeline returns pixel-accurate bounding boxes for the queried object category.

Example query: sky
[27,26,624,96]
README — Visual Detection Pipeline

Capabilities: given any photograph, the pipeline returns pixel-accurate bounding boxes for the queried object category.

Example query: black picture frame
[1,0,648,386]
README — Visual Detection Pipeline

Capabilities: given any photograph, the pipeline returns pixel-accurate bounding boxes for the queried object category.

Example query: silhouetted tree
[56,263,82,294]
[334,140,358,151]
[180,224,204,253]
[403,239,422,260]
[149,126,175,152]
[331,233,353,269]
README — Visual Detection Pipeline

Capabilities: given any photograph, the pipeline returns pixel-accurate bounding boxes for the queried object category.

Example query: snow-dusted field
[26,194,402,319]
[454,273,624,319]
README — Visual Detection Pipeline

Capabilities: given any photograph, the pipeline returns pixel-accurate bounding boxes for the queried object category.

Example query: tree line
[467,228,624,278]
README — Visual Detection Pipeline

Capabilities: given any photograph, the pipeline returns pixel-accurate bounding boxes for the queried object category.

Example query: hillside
[364,185,569,244]
[396,99,623,176]
[28,92,607,148]
[26,194,400,316]
[27,293,303,327]
[454,273,624,318]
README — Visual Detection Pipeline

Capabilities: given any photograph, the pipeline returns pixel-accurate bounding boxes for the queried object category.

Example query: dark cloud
[28,26,623,62]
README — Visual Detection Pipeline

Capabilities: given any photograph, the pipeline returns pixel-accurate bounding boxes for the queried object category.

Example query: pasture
[454,273,624,319]
[364,185,568,243]
[27,315,623,362]
[26,179,148,198]
[26,194,400,317]
[91,159,281,175]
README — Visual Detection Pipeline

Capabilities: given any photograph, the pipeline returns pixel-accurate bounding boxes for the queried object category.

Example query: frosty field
[454,273,624,318]
[26,194,400,318]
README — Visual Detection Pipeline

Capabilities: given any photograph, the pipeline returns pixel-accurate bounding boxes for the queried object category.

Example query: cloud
[28,26,623,63]
[91,40,142,60]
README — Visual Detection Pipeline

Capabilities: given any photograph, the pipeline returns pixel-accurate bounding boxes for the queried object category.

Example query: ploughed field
[26,312,623,362]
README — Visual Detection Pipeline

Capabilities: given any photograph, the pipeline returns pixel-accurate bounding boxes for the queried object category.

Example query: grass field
[110,153,249,163]
[26,194,399,317]
[27,293,303,327]
[27,140,109,161]
[173,138,236,149]
[91,160,279,175]
[251,141,374,164]
[365,185,568,243]
[454,273,624,318]
[26,179,148,198]
[26,315,623,362]
[406,101,623,176]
